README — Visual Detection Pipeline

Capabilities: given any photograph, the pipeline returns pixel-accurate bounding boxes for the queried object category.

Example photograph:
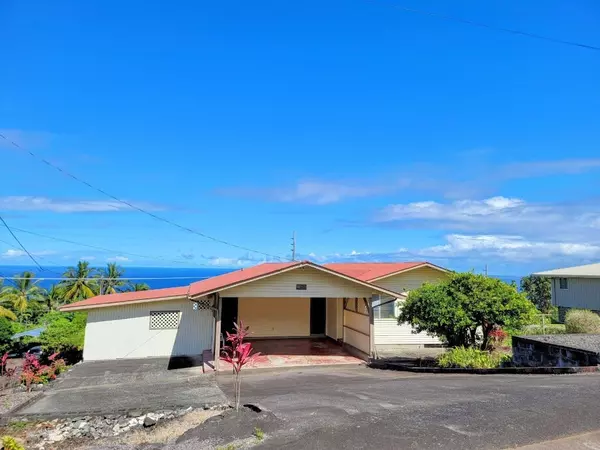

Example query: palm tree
[59,261,99,303]
[1,271,46,321]
[44,284,65,311]
[129,282,150,292]
[99,263,128,295]
[0,278,17,321]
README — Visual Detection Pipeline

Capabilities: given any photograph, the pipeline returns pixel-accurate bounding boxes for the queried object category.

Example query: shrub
[565,309,600,334]
[521,324,566,335]
[437,347,511,369]
[400,272,537,349]
[2,436,25,450]
[20,352,67,391]
[38,312,86,363]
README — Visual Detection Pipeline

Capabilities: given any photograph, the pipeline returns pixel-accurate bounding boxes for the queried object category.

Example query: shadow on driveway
[13,358,227,418]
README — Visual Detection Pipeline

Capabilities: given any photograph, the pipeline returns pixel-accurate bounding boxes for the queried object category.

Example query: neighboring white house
[61,261,405,366]
[325,262,450,347]
[535,263,600,322]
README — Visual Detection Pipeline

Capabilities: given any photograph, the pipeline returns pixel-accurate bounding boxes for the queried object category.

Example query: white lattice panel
[149,311,180,329]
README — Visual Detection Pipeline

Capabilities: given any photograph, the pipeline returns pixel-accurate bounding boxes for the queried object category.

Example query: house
[60,260,450,366]
[325,262,450,348]
[535,263,600,322]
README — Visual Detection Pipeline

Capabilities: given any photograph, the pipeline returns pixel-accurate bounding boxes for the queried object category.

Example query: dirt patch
[176,407,283,448]
[112,409,222,446]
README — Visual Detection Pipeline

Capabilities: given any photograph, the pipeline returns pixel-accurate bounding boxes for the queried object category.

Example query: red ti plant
[221,321,260,411]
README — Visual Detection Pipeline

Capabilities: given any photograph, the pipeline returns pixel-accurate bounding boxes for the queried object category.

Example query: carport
[187,261,402,370]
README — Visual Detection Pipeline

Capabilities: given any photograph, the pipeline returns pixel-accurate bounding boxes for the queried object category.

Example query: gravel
[519,334,600,354]
[0,390,41,415]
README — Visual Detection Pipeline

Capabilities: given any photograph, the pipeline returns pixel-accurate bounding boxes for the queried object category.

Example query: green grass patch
[253,427,265,441]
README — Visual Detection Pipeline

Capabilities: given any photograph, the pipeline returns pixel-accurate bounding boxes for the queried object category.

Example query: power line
[7,226,206,267]
[0,133,287,261]
[0,215,44,271]
[376,1,600,52]
[0,276,214,281]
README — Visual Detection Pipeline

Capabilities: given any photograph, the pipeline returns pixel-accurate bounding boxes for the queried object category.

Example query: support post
[367,296,376,360]
[213,293,222,371]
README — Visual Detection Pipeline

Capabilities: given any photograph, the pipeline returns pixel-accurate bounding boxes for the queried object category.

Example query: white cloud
[375,196,600,242]
[107,256,130,262]
[1,249,56,259]
[80,256,96,261]
[0,196,164,213]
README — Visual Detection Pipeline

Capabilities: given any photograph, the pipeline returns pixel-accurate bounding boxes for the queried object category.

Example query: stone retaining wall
[512,335,600,367]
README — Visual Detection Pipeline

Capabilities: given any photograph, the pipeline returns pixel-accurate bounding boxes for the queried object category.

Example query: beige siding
[343,309,370,354]
[83,298,213,361]
[553,278,600,309]
[223,266,377,298]
[238,297,310,338]
[373,266,449,293]
[373,267,447,346]
[326,298,342,340]
[374,318,441,345]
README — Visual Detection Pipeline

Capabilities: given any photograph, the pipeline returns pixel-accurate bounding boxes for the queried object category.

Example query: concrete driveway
[14,358,227,418]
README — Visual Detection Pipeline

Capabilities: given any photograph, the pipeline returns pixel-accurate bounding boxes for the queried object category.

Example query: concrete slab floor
[219,338,363,371]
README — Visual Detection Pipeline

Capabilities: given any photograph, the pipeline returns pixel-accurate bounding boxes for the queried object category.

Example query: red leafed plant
[20,352,68,392]
[221,321,261,411]
[488,327,509,350]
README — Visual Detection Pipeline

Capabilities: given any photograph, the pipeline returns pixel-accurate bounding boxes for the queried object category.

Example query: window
[149,311,180,330]
[372,295,397,319]
[559,278,569,290]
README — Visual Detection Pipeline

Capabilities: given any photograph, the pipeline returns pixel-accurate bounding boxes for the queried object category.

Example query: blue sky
[1,0,599,275]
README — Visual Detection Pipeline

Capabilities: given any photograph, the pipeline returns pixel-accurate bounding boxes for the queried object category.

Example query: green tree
[520,275,552,313]
[399,272,537,349]
[129,282,150,292]
[59,261,99,303]
[38,311,86,356]
[0,317,14,353]
[0,279,17,321]
[44,284,65,311]
[1,272,46,321]
[98,263,128,295]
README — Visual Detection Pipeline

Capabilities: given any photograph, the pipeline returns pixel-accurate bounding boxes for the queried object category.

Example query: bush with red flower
[20,351,67,392]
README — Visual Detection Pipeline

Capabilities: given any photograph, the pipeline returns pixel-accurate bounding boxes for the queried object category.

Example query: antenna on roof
[291,231,296,261]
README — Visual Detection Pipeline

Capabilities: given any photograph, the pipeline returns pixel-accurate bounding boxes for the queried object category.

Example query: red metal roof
[60,285,190,311]
[188,262,299,297]
[61,261,424,311]
[323,262,431,281]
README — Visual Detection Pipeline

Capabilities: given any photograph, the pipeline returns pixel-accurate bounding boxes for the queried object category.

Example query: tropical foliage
[437,347,512,369]
[0,260,141,361]
[399,272,537,350]
[520,275,552,313]
[564,309,600,334]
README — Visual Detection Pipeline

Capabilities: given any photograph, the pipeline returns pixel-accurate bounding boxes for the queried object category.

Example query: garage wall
[374,319,441,345]
[326,298,343,340]
[238,297,310,338]
[343,299,370,356]
[83,298,213,361]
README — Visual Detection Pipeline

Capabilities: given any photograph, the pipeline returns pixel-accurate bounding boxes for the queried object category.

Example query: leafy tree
[59,261,99,302]
[520,275,552,313]
[98,263,128,295]
[1,272,46,321]
[0,317,14,353]
[130,282,150,292]
[399,272,537,349]
[38,312,86,359]
[43,284,65,311]
[0,278,17,321]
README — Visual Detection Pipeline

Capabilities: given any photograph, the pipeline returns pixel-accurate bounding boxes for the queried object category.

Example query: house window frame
[559,278,569,290]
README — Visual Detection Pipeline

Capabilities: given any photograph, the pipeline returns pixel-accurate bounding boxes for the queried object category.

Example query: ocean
[0,265,524,290]
[0,265,235,290]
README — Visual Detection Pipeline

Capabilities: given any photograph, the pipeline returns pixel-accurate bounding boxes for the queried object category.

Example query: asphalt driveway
[15,358,227,418]
[213,366,600,450]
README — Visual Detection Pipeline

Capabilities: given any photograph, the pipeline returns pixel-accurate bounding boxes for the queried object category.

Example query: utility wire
[0,133,287,261]
[0,276,214,281]
[376,1,600,52]
[7,226,207,267]
[0,215,44,271]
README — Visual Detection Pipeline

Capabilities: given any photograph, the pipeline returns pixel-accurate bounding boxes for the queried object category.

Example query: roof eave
[59,294,189,312]
[367,262,450,282]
